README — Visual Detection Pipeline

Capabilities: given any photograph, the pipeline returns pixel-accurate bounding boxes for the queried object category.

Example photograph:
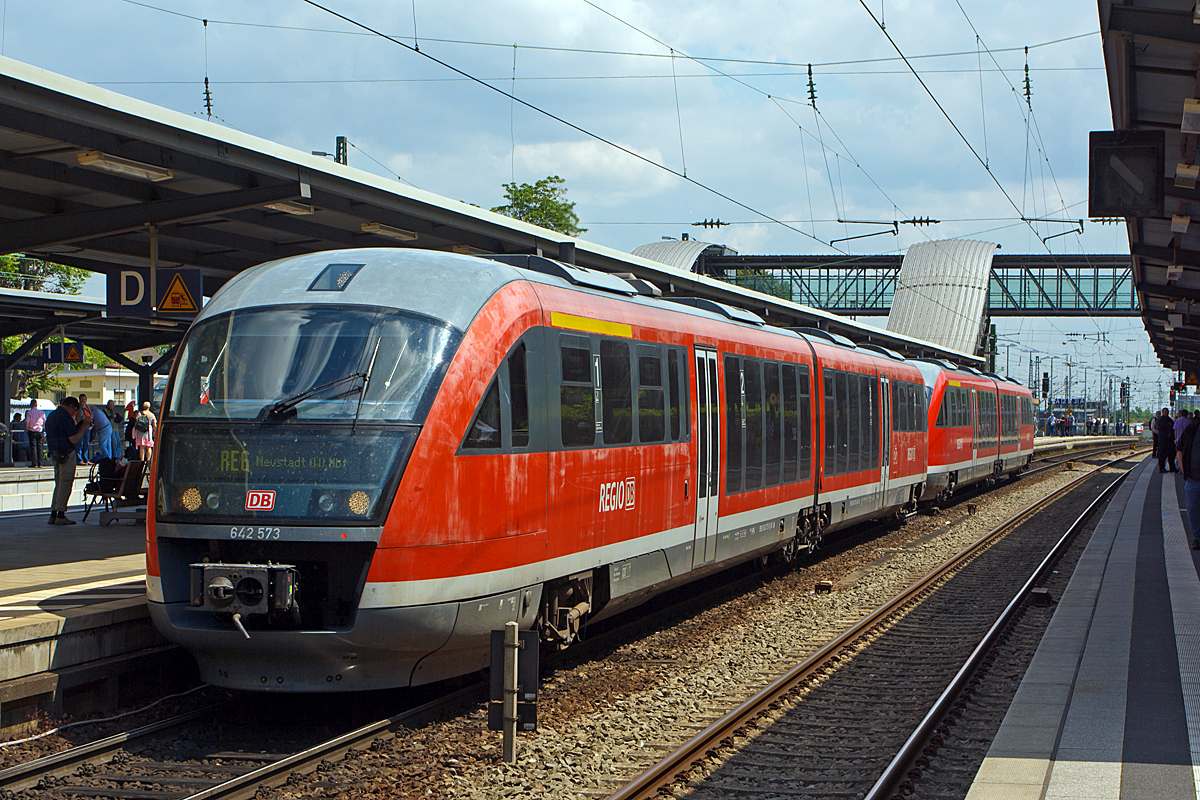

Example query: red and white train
[146,248,1035,691]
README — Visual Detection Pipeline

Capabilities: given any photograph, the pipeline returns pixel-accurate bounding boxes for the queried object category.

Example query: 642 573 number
[230,526,280,540]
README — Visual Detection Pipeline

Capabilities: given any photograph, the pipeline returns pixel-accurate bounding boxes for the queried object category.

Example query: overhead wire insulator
[807,64,817,107]
[202,19,214,118]
[691,219,728,229]
[1023,46,1032,110]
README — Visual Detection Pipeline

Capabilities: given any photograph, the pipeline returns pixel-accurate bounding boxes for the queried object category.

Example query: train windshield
[169,305,461,423]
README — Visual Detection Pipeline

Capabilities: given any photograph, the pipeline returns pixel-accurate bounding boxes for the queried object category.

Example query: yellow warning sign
[1187,370,1200,387]
[158,273,199,313]
[64,343,82,363]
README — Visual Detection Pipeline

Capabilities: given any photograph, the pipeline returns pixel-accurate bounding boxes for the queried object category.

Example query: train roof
[196,248,806,340]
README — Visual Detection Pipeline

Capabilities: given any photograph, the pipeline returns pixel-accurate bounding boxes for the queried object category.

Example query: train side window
[464,379,502,449]
[936,389,948,427]
[508,343,529,448]
[668,349,682,441]
[846,373,861,473]
[725,355,743,494]
[637,346,665,443]
[744,359,764,490]
[798,366,811,480]
[765,362,782,487]
[601,340,633,445]
[896,382,908,432]
[782,363,798,483]
[560,336,595,447]
[835,371,850,475]
[916,383,927,431]
[824,372,837,475]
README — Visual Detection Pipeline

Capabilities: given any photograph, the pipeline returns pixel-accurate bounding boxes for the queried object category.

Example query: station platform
[0,509,174,735]
[0,464,91,513]
[967,457,1200,798]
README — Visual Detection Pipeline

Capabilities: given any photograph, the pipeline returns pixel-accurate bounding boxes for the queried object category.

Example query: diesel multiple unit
[146,249,1035,691]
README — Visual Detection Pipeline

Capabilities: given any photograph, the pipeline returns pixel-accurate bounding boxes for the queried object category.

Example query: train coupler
[189,562,298,618]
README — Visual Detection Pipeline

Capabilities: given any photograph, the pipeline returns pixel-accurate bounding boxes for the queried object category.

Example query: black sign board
[1089,130,1164,218]
[487,628,539,732]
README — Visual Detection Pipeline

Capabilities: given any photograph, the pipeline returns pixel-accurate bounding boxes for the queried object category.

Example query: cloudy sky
[0,0,1173,406]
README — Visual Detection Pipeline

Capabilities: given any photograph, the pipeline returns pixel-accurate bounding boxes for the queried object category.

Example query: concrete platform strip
[1160,475,1200,796]
[965,460,1149,799]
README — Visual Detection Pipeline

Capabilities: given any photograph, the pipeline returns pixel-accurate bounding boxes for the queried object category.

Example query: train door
[880,375,891,505]
[693,348,720,567]
[970,388,979,475]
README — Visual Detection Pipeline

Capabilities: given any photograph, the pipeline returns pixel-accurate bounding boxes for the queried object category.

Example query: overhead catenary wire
[670,49,687,177]
[855,0,1095,343]
[296,0,837,250]
[114,0,1097,70]
[569,0,1055,334]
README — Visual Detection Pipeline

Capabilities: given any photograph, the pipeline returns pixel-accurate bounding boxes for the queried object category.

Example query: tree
[1,254,91,399]
[0,254,90,294]
[491,175,587,236]
[2,337,67,400]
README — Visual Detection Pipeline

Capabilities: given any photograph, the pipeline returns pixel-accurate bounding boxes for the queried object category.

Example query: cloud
[511,139,677,202]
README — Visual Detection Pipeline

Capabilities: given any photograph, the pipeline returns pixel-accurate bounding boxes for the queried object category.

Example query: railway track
[607,452,1141,800]
[0,687,481,799]
[1,446,1142,799]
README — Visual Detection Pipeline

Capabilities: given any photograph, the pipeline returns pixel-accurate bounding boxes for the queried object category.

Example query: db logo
[246,490,275,511]
[599,477,636,513]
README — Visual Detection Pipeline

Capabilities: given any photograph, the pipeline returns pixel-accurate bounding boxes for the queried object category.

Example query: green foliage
[2,336,67,399]
[0,254,89,294]
[491,176,587,236]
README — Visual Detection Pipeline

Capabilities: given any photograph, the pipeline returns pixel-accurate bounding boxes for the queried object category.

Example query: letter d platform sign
[107,268,202,318]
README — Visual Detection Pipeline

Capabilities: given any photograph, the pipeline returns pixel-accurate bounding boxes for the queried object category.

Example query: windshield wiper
[351,339,382,435]
[268,372,367,417]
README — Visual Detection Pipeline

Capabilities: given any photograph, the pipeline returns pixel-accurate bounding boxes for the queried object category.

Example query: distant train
[146,248,1035,692]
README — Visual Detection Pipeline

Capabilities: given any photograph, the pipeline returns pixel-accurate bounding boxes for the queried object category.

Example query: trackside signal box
[488,629,539,731]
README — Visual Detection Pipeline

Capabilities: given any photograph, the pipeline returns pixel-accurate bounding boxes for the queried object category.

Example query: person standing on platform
[89,396,113,461]
[75,393,94,465]
[134,401,157,462]
[104,400,121,456]
[45,396,91,525]
[1159,407,1178,473]
[1176,409,1191,449]
[24,393,45,468]
[1177,413,1200,550]
[1153,409,1162,458]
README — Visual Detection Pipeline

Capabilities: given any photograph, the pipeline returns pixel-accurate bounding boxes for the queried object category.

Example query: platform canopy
[1100,2,1200,373]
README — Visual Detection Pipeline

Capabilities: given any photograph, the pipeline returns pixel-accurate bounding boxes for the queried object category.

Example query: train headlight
[181,487,202,512]
[318,493,334,512]
[347,490,370,516]
[205,492,220,510]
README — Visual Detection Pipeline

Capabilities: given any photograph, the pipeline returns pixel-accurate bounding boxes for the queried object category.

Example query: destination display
[158,425,416,523]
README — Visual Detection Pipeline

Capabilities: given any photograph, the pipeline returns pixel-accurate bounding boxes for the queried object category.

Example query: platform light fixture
[1173,215,1192,234]
[360,221,418,241]
[451,244,492,256]
[1176,163,1198,189]
[77,150,173,182]
[263,200,315,215]
[1184,99,1200,134]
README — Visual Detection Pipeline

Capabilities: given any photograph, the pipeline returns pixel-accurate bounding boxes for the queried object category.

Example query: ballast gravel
[272,455,1141,799]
